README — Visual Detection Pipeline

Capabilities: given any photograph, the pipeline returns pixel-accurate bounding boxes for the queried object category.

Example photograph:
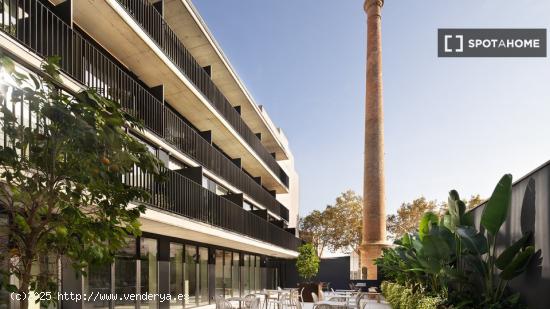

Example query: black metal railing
[0,0,289,216]
[125,168,301,251]
[0,0,296,245]
[165,107,286,217]
[114,0,289,188]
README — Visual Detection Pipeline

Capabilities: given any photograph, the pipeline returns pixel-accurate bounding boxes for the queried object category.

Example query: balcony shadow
[520,178,542,280]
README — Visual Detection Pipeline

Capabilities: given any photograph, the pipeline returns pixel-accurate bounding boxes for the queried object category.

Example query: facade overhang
[163,0,290,161]
[140,206,299,259]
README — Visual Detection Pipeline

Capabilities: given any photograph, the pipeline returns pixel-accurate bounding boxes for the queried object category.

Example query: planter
[297,282,321,302]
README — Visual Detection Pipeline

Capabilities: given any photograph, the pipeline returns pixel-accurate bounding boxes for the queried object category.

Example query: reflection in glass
[255,256,261,292]
[242,254,249,295]
[185,246,197,308]
[140,238,158,309]
[170,243,184,309]
[115,239,137,309]
[232,253,240,297]
[215,250,224,298]
[224,251,232,298]
[84,263,111,309]
[198,247,209,305]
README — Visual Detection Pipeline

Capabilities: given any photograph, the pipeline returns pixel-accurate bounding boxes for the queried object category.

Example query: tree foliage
[387,195,485,239]
[325,190,362,255]
[299,190,362,256]
[387,197,439,239]
[295,243,320,281]
[0,56,164,308]
[298,210,330,257]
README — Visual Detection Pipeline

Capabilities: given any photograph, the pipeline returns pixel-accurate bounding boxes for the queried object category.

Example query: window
[115,239,137,309]
[215,250,224,298]
[140,238,158,309]
[224,251,232,298]
[170,243,184,309]
[198,247,209,305]
[202,177,229,196]
[184,246,197,308]
[255,256,261,292]
[232,253,240,297]
[243,201,254,211]
[84,264,111,309]
[242,254,249,295]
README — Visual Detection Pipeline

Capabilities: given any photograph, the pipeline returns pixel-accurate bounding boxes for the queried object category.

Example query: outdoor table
[326,294,356,308]
[263,290,289,309]
[227,297,245,309]
[316,300,350,308]
[335,290,358,292]
[256,292,272,309]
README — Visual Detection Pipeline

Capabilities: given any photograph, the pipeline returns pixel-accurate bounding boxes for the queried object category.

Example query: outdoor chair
[354,292,369,309]
[318,290,325,301]
[244,294,260,309]
[215,296,233,309]
[270,292,296,309]
[311,292,319,304]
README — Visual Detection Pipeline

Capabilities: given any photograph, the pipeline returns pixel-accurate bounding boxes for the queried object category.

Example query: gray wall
[469,161,550,309]
[280,256,351,290]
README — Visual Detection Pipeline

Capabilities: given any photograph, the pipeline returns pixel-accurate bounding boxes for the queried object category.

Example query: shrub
[381,281,443,309]
[417,296,444,309]
[295,243,319,281]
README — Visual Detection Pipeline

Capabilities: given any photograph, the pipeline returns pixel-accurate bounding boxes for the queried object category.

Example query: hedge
[381,281,444,309]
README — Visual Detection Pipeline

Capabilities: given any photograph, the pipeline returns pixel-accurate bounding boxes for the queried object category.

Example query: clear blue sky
[193,0,550,217]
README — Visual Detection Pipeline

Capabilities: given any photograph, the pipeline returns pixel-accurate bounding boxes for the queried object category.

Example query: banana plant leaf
[421,234,452,260]
[481,174,513,236]
[500,246,535,280]
[419,211,439,240]
[495,231,533,270]
[457,226,488,255]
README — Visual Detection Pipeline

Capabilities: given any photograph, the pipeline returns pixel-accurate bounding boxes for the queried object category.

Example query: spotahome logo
[438,29,547,57]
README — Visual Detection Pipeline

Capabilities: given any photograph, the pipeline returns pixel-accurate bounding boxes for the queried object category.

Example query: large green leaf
[419,211,439,240]
[442,213,459,233]
[480,174,513,235]
[421,235,452,260]
[500,246,535,280]
[495,232,532,270]
[457,226,488,255]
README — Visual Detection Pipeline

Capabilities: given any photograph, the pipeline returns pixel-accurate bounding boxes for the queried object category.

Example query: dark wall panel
[470,162,550,309]
[280,257,351,290]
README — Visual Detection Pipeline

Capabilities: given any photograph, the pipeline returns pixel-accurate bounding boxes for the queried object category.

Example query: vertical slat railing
[114,0,289,188]
[0,0,297,247]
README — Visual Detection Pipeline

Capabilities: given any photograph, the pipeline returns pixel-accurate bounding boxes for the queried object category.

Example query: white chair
[243,294,260,309]
[311,292,319,304]
[215,296,233,309]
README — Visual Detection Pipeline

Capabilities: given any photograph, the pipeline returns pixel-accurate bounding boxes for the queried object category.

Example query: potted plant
[296,243,320,302]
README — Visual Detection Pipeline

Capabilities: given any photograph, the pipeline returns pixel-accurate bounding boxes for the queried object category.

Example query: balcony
[71,0,289,189]
[125,168,300,251]
[0,0,297,247]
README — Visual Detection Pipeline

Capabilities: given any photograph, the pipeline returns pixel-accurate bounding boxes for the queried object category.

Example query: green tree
[325,190,363,255]
[296,243,320,281]
[299,210,330,257]
[466,194,484,210]
[387,195,484,239]
[387,197,439,238]
[0,56,164,309]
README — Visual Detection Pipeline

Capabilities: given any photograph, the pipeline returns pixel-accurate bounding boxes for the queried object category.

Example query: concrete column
[360,0,387,280]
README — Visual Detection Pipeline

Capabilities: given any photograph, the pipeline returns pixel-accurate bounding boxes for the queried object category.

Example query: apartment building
[0,0,301,308]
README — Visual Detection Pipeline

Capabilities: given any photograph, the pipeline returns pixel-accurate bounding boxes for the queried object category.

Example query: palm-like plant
[377,174,537,308]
